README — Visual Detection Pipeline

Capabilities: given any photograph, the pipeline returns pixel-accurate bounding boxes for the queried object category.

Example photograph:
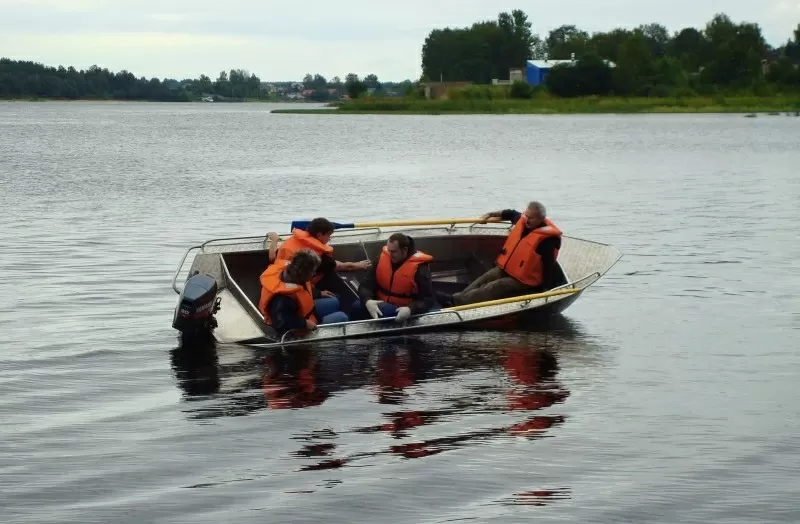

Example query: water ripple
[2,104,799,524]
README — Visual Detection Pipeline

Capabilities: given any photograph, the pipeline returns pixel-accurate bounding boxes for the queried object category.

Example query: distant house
[300,89,314,97]
[525,58,616,86]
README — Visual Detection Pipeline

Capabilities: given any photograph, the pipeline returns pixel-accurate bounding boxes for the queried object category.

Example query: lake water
[1,101,799,523]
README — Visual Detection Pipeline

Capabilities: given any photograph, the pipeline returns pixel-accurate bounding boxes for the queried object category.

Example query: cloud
[0,32,424,81]
[0,0,795,81]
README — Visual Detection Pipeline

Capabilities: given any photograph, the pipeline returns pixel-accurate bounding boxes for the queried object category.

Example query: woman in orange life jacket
[349,232,439,322]
[265,217,371,321]
[436,201,562,307]
[258,249,348,337]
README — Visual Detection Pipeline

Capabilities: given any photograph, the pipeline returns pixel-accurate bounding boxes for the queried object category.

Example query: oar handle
[441,288,580,312]
[290,217,506,231]
[354,217,505,228]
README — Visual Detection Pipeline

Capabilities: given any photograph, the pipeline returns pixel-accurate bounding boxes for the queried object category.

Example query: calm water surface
[1,101,799,523]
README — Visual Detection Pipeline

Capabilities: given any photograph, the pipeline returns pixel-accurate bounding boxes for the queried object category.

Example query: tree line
[299,72,413,99]
[0,58,410,101]
[0,60,268,101]
[421,11,800,97]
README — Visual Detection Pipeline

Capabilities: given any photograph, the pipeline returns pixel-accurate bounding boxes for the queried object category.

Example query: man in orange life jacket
[267,217,372,275]
[266,217,371,323]
[437,201,562,306]
[350,233,438,323]
[258,249,349,337]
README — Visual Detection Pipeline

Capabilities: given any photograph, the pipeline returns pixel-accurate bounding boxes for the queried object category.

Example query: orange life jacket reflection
[503,347,568,435]
[495,217,562,287]
[374,349,423,427]
[262,354,326,409]
[257,261,317,324]
[375,247,434,306]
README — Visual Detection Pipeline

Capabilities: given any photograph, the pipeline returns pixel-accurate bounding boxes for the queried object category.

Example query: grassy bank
[271,95,800,115]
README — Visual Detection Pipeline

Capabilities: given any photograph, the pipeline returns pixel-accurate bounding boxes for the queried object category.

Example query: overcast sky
[0,0,797,81]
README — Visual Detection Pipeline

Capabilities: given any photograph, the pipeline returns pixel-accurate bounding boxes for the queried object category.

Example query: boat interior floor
[222,234,568,317]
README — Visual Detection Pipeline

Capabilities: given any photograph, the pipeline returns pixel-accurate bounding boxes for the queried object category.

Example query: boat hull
[170,223,621,348]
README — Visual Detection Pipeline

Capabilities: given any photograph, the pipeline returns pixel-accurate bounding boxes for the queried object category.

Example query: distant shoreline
[5,96,799,116]
[270,96,800,115]
[0,96,322,104]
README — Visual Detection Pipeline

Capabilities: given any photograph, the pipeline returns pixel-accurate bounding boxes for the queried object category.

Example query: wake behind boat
[170,218,621,348]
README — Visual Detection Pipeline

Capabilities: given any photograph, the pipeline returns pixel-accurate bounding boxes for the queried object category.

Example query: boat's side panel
[257,288,585,348]
[557,236,621,284]
[213,289,269,344]
[186,253,226,289]
[467,291,581,329]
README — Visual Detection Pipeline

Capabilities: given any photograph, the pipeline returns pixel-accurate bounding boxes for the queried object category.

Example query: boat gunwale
[257,275,600,349]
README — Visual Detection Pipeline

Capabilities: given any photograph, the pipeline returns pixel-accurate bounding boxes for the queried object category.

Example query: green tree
[545,54,613,96]
[363,74,380,88]
[667,27,709,72]
[421,10,545,82]
[701,14,767,87]
[591,29,634,63]
[545,25,591,59]
[344,73,367,98]
[636,23,670,57]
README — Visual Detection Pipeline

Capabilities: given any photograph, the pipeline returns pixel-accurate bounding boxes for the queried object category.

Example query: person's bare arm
[335,259,372,271]
[479,210,504,222]
[479,209,518,223]
[265,232,280,262]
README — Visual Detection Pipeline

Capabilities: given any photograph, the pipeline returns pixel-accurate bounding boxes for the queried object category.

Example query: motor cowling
[173,273,221,338]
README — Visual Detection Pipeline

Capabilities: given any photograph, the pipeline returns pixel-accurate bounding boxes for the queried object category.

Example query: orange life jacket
[375,247,434,306]
[257,262,317,324]
[495,217,561,287]
[276,228,334,261]
[275,228,334,285]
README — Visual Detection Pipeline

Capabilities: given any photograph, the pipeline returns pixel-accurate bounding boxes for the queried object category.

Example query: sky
[0,0,798,82]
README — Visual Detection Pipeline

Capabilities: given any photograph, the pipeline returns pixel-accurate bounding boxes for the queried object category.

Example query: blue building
[525,58,616,86]
[525,59,576,86]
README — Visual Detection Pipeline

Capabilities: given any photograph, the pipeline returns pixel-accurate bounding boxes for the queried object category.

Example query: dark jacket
[267,272,321,336]
[500,209,561,289]
[358,250,436,315]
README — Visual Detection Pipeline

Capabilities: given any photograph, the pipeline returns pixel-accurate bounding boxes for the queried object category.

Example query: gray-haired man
[437,201,562,306]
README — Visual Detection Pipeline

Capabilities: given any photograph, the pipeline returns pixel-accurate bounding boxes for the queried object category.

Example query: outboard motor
[173,273,221,342]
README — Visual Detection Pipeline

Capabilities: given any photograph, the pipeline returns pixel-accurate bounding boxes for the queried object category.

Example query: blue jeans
[349,298,399,320]
[314,297,348,324]
[349,299,444,320]
[350,299,442,320]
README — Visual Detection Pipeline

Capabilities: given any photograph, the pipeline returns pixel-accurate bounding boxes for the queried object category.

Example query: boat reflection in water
[169,314,610,500]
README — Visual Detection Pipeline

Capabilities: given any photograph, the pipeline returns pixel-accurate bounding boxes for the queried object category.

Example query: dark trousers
[452,267,539,306]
